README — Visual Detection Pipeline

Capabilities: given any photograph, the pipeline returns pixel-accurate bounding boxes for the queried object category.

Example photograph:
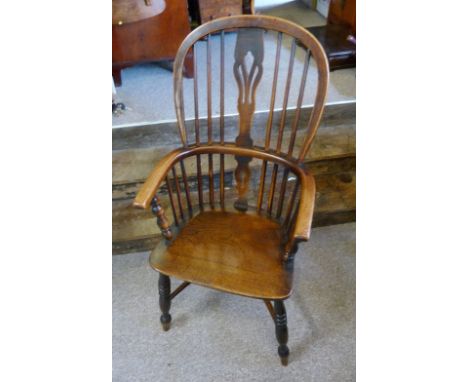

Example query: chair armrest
[133,148,185,209]
[292,169,316,242]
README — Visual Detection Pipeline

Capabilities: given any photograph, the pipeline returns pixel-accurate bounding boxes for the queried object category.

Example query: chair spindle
[179,160,193,218]
[267,163,279,215]
[196,155,204,211]
[276,38,296,154]
[276,168,290,219]
[165,175,179,227]
[171,167,185,221]
[283,179,299,227]
[208,153,215,209]
[220,154,225,209]
[220,30,225,144]
[207,34,212,144]
[193,44,200,145]
[287,50,310,157]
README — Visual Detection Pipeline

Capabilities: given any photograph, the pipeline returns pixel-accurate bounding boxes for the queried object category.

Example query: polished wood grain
[133,15,330,365]
[198,0,243,24]
[112,0,193,85]
[112,0,165,25]
[150,210,293,299]
[328,0,356,34]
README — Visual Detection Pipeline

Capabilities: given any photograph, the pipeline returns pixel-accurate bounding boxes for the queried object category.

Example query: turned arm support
[133,148,185,240]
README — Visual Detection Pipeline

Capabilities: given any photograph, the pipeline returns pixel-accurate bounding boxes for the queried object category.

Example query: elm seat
[150,210,293,300]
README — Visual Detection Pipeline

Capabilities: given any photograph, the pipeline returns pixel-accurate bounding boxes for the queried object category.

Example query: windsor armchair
[133,15,329,366]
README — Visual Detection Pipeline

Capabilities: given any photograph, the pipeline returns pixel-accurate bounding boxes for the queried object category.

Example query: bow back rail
[173,15,329,161]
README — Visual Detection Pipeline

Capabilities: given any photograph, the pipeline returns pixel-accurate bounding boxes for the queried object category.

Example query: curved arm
[133,148,185,209]
[134,145,317,256]
[282,169,316,261]
[134,144,317,239]
[133,144,307,210]
[293,169,316,242]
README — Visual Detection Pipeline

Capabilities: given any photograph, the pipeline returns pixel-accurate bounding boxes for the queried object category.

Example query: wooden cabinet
[307,0,356,71]
[112,0,194,85]
[191,0,253,25]
[197,0,242,23]
[328,0,356,34]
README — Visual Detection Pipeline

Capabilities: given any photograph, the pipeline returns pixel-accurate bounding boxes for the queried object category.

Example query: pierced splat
[233,29,264,211]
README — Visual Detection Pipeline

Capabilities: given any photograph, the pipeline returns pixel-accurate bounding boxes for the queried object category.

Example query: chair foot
[158,273,172,331]
[161,319,171,332]
[278,345,290,366]
[274,300,289,366]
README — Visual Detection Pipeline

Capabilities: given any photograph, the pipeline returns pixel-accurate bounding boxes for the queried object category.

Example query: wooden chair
[133,15,329,366]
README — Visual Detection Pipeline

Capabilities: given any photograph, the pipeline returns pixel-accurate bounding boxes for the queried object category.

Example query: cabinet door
[198,0,243,24]
[112,0,192,64]
[112,0,165,25]
[328,0,356,34]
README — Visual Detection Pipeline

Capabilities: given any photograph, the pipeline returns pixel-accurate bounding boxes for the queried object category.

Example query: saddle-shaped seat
[150,210,293,300]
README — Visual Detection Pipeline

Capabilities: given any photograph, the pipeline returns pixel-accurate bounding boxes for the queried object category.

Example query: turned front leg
[158,273,172,331]
[274,300,290,366]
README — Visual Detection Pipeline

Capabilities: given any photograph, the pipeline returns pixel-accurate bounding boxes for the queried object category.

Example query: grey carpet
[113,222,355,381]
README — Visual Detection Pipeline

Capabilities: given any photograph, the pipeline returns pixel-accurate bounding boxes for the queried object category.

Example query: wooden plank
[112,101,355,150]
[112,122,355,190]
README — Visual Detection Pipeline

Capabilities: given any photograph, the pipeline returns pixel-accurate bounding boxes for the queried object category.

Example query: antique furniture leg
[158,273,172,331]
[112,66,123,87]
[274,300,289,366]
[152,194,173,331]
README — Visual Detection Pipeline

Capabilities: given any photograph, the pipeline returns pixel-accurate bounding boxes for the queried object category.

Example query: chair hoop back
[172,15,329,162]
